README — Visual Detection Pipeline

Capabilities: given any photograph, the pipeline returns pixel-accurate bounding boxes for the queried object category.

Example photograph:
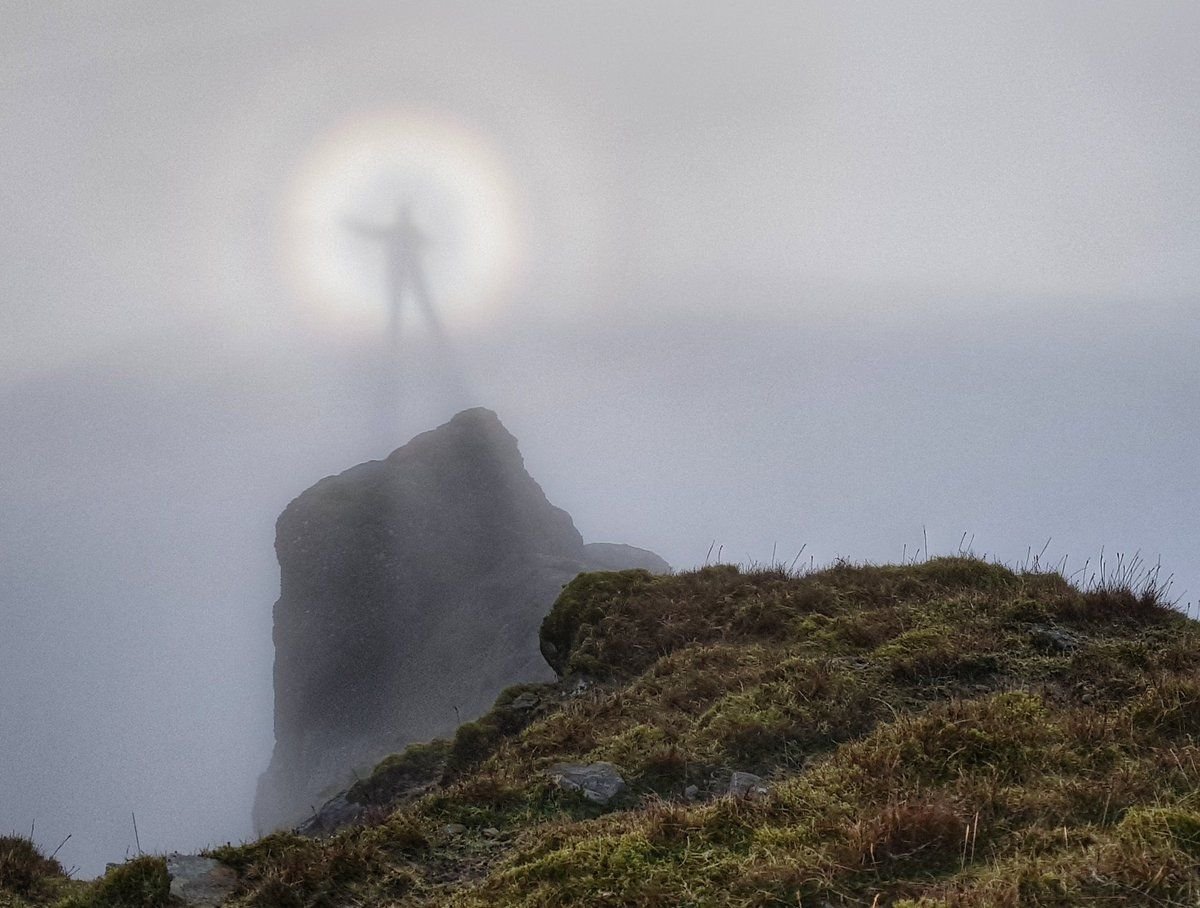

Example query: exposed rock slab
[549,762,627,805]
[166,855,238,907]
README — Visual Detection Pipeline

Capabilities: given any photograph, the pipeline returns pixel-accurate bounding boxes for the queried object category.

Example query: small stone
[729,771,768,799]
[508,692,540,711]
[684,785,700,801]
[549,761,627,805]
[441,823,467,836]
[482,827,501,838]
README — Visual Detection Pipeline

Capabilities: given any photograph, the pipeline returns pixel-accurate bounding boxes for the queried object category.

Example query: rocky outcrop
[253,408,665,832]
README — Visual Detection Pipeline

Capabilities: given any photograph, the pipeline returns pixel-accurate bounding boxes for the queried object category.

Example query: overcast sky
[2,1,1197,876]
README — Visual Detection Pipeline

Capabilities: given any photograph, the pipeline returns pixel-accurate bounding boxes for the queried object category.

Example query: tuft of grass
[847,798,967,868]
[0,837,68,904]
[443,683,559,776]
[209,831,396,907]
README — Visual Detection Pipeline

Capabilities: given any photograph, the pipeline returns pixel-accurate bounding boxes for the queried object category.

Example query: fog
[2,1,1197,876]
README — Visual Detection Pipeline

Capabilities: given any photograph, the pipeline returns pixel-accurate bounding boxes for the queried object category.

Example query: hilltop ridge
[6,555,1199,907]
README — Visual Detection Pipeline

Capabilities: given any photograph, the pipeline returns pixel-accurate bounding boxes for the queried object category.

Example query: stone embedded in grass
[549,762,628,805]
[507,691,541,711]
[567,677,594,697]
[728,771,768,799]
[1029,624,1082,654]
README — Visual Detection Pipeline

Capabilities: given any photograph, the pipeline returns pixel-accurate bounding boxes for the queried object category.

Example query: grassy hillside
[7,557,1200,906]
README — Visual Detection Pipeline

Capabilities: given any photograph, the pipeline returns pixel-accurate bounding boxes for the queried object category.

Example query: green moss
[447,719,503,772]
[539,570,657,676]
[347,739,450,806]
[443,683,560,776]
[875,625,1001,683]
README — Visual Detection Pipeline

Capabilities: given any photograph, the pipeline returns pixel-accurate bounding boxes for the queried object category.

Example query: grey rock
[566,677,594,698]
[441,823,467,837]
[549,762,627,805]
[166,855,238,908]
[295,793,364,837]
[1030,624,1082,654]
[482,826,501,838]
[729,771,768,799]
[253,409,667,832]
[684,785,700,801]
[507,692,541,711]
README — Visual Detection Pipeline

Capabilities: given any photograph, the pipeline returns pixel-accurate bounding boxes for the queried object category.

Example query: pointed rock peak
[256,407,669,832]
[385,407,520,465]
[448,406,503,427]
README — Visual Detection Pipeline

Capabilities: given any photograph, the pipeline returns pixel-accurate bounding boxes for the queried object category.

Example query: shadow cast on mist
[0,295,1196,874]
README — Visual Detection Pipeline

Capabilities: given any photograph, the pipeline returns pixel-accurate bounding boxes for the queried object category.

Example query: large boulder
[253,408,665,832]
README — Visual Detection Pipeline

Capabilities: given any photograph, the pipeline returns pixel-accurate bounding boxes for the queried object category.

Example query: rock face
[165,855,238,907]
[253,408,665,832]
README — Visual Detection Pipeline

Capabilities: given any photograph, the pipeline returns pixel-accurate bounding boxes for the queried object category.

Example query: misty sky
[2,1,1198,876]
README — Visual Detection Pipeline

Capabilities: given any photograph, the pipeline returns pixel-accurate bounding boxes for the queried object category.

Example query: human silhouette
[347,204,441,347]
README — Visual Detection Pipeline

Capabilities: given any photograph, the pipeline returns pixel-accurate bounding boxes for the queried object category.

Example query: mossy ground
[14,557,1194,907]
[204,557,1200,906]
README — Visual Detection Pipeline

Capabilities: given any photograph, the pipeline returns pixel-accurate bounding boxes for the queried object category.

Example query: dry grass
[0,836,68,904]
